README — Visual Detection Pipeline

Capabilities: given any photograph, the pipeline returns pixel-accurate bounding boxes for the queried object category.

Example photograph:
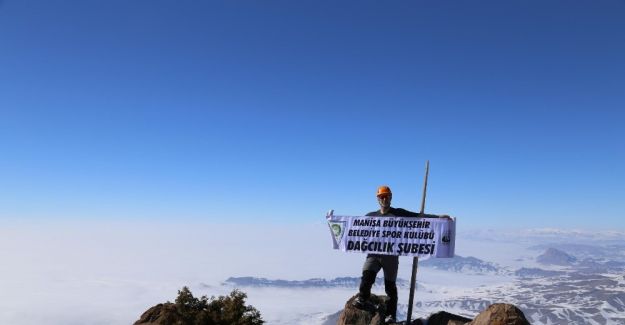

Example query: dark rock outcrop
[466,303,530,325]
[425,311,472,325]
[337,294,529,325]
[338,294,388,325]
[134,303,184,325]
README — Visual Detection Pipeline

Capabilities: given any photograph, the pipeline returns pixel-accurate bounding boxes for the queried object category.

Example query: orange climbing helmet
[376,186,392,197]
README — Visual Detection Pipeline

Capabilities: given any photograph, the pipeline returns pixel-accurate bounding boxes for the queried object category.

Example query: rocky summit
[338,294,387,325]
[466,304,531,325]
[337,294,529,325]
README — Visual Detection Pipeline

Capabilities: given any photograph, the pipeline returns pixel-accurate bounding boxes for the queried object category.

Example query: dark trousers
[358,254,399,318]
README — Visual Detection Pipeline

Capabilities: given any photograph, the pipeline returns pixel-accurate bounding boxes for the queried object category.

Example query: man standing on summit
[353,185,443,324]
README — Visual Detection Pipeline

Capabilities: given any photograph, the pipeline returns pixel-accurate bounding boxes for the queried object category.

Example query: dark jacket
[365,207,440,218]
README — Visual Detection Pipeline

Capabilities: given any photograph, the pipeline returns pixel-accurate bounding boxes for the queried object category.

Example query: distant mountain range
[530,243,625,263]
[536,247,576,266]
[223,276,410,288]
[420,255,504,274]
[533,247,625,273]
[224,255,503,290]
[463,228,625,243]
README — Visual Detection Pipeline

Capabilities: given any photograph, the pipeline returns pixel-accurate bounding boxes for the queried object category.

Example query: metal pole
[420,161,429,214]
[406,160,429,324]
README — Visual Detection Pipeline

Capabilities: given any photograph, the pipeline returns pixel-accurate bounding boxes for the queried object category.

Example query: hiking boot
[384,315,396,324]
[352,296,375,310]
[351,296,366,308]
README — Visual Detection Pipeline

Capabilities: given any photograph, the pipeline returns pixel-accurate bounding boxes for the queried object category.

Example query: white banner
[327,215,455,259]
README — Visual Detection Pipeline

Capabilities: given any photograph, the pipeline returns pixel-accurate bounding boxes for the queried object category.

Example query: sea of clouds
[1,219,623,324]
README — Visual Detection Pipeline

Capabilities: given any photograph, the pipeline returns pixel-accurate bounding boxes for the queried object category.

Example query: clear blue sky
[1,0,623,228]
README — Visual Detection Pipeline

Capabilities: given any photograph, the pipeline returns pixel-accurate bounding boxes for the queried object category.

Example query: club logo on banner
[326,215,455,259]
[328,221,346,246]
